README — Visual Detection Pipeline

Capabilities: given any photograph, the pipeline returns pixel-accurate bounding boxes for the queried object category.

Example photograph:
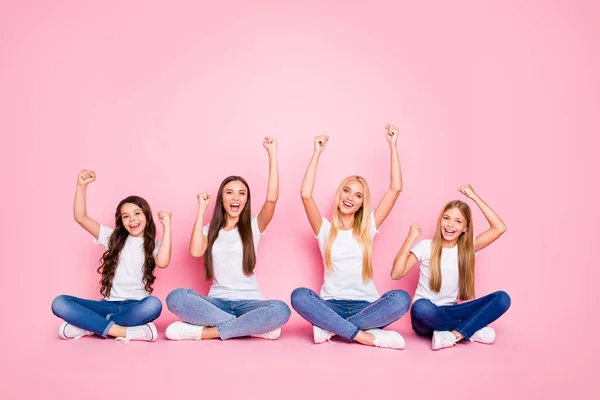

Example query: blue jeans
[290,287,411,340]
[51,295,163,337]
[166,288,291,340]
[411,291,511,340]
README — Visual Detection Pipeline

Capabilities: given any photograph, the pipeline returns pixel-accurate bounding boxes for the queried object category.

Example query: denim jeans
[166,288,291,340]
[51,295,163,337]
[290,287,411,340]
[411,290,511,339]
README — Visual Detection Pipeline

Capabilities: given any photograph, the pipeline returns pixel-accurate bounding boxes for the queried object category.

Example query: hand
[157,211,172,226]
[408,224,422,241]
[458,184,477,200]
[385,124,399,144]
[77,169,96,186]
[197,192,211,212]
[314,135,329,153]
[263,136,277,154]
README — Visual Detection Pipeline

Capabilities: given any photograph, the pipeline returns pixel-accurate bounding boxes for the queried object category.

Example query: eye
[343,188,349,193]
[356,194,362,199]
[443,216,449,220]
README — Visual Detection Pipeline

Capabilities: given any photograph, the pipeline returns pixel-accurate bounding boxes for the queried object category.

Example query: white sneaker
[470,326,496,344]
[313,325,335,344]
[165,321,204,341]
[251,328,281,340]
[58,322,93,340]
[115,322,158,343]
[366,329,405,350]
[432,330,457,350]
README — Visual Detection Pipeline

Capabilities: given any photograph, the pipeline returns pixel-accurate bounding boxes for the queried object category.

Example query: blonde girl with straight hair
[291,125,411,350]
[391,185,511,350]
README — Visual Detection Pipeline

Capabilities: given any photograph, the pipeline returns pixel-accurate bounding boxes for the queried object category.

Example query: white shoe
[366,329,405,350]
[115,322,158,343]
[251,328,281,340]
[432,330,457,350]
[470,326,496,344]
[165,321,204,341]
[313,325,335,344]
[58,322,93,340]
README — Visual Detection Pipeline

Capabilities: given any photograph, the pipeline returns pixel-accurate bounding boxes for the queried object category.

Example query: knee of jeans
[51,295,70,318]
[495,291,512,312]
[270,300,292,325]
[290,287,313,309]
[142,296,163,317]
[166,288,190,311]
[387,290,411,314]
[411,299,435,319]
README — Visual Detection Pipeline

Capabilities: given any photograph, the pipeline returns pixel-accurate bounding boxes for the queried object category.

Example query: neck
[339,214,355,230]
[224,215,239,230]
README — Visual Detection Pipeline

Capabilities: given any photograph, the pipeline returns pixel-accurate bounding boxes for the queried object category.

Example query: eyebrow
[121,208,142,216]
[344,186,363,195]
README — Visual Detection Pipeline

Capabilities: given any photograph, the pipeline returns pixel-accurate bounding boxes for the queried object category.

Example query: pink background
[1,0,598,398]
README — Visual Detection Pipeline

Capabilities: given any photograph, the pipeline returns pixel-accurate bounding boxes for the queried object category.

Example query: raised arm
[257,137,279,233]
[189,193,211,258]
[300,135,328,235]
[391,224,421,279]
[374,124,403,229]
[73,169,101,238]
[459,185,507,252]
[154,211,172,268]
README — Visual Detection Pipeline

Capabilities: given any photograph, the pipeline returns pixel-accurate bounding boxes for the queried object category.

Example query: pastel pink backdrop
[1,1,598,399]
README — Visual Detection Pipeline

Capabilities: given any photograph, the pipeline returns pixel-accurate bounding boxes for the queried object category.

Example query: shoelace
[441,334,457,347]
[180,326,202,340]
[115,325,149,344]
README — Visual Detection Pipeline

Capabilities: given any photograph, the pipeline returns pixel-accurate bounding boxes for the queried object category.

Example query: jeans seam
[455,294,497,339]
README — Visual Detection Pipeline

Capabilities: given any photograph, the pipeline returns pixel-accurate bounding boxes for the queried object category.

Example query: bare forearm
[266,151,279,202]
[73,185,88,222]
[155,225,171,268]
[471,193,506,232]
[391,236,417,279]
[301,151,320,200]
[190,209,207,257]
[389,145,402,193]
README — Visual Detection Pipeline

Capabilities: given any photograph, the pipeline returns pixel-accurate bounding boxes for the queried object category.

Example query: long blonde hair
[324,176,373,282]
[430,200,475,300]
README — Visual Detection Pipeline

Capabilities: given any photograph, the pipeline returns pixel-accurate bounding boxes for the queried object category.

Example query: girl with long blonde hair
[291,125,411,350]
[391,185,511,350]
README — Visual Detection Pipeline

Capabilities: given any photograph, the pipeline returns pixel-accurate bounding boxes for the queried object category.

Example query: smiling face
[120,202,147,237]
[440,207,468,244]
[337,179,364,216]
[221,180,248,220]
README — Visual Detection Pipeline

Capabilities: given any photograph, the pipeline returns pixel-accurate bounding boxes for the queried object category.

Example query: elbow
[499,225,507,235]
[156,261,169,269]
[390,186,402,196]
[300,192,313,202]
[265,197,278,205]
[390,270,401,280]
[189,248,205,258]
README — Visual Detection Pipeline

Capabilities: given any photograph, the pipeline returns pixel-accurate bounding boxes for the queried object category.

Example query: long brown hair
[430,200,475,300]
[97,196,157,298]
[204,176,255,281]
[324,175,373,282]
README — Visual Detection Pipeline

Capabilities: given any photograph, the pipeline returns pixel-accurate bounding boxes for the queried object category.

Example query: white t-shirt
[95,225,161,302]
[317,211,380,302]
[202,216,264,300]
[411,239,463,306]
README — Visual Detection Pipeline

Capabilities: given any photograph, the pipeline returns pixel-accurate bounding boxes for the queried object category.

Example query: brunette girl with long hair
[165,138,290,341]
[51,170,172,343]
